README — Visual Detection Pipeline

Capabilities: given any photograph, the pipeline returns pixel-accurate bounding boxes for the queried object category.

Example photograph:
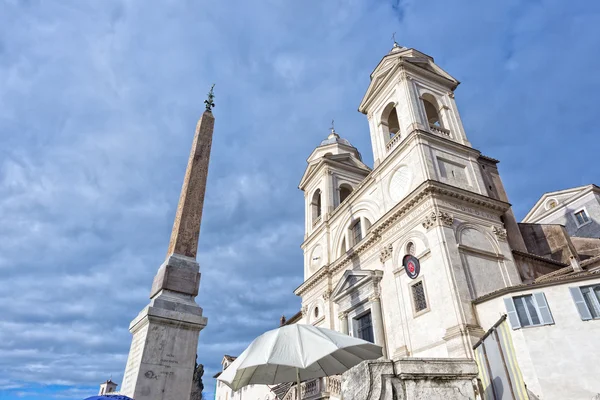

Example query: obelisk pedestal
[120,93,216,400]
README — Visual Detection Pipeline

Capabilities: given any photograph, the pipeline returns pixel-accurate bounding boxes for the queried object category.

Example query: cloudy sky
[1,0,599,399]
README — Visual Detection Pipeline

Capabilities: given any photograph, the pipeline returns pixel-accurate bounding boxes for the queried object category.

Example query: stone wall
[518,223,578,264]
[342,358,479,400]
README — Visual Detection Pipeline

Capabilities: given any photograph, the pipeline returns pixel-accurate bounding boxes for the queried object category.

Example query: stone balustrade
[283,376,342,399]
[385,132,402,152]
[429,124,451,137]
[312,215,322,227]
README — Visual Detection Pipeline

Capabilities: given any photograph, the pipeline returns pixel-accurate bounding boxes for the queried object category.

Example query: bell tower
[359,43,471,168]
[299,126,371,279]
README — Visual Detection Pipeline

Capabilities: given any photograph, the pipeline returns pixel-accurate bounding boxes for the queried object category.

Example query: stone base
[342,358,479,400]
[120,254,207,400]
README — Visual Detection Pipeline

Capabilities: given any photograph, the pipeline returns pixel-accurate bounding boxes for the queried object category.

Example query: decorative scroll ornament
[368,293,381,302]
[338,311,348,320]
[301,305,308,317]
[322,290,332,301]
[380,243,393,263]
[422,211,454,230]
[204,84,215,111]
[492,226,507,241]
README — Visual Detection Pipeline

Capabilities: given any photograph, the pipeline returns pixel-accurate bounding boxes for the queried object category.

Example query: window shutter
[503,297,521,329]
[533,292,554,325]
[569,287,593,321]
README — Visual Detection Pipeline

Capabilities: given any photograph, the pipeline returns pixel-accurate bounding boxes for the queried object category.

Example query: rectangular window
[574,209,590,226]
[513,295,541,327]
[504,292,554,329]
[351,220,362,244]
[581,285,600,318]
[570,285,600,320]
[411,281,427,313]
[355,312,374,343]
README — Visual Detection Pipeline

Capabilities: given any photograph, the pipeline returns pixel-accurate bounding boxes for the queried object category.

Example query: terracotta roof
[581,254,600,267]
[512,250,568,268]
[479,154,499,163]
[284,311,302,325]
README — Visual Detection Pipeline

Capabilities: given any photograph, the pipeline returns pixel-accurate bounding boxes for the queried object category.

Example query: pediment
[359,49,459,113]
[332,270,383,301]
[523,184,596,222]
[325,154,371,172]
[299,155,371,190]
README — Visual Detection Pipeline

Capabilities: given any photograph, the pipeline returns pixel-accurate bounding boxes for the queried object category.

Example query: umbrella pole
[296,367,301,400]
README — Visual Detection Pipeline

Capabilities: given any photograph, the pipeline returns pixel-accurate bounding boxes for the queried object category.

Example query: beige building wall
[475,277,600,400]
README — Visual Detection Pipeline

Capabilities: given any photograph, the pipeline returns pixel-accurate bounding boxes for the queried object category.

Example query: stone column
[338,311,349,335]
[369,294,387,358]
[323,169,334,215]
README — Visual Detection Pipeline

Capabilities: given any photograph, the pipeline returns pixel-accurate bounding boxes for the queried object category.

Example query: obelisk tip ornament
[120,88,214,400]
[166,85,216,259]
[204,84,215,112]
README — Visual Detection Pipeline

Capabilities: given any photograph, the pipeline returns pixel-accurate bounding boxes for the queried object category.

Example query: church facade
[215,44,600,400]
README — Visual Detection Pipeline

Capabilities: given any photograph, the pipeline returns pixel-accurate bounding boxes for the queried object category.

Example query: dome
[319,129,353,147]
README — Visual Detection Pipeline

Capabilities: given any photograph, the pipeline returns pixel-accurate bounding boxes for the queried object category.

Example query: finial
[204,84,215,112]
[330,119,335,133]
[392,32,399,48]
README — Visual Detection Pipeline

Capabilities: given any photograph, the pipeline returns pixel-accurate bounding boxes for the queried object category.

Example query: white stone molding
[492,226,507,241]
[379,243,393,263]
[322,289,332,301]
[422,211,454,230]
[295,180,511,298]
[301,305,308,317]
[368,293,381,302]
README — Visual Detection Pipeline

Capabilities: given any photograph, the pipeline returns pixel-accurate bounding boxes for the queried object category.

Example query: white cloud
[1,0,599,399]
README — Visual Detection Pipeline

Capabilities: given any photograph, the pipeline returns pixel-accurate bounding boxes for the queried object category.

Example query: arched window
[311,189,322,223]
[351,220,362,245]
[339,184,353,204]
[422,94,441,127]
[406,241,415,256]
[381,103,401,141]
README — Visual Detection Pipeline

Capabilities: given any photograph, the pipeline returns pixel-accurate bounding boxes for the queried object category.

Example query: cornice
[373,180,510,236]
[400,60,458,91]
[299,156,369,191]
[296,180,511,297]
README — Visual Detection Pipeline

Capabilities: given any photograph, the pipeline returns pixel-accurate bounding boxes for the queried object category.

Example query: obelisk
[120,86,216,400]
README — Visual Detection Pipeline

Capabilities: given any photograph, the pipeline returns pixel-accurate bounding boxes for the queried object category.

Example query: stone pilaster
[338,312,349,335]
[369,294,387,358]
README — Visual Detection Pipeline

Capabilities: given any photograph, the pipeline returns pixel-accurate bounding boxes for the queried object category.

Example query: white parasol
[217,324,382,400]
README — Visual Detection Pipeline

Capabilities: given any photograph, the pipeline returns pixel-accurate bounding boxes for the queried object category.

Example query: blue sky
[1,0,599,399]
